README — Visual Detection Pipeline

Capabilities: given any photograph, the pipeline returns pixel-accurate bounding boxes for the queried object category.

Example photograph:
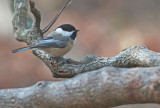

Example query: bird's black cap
[57,24,76,31]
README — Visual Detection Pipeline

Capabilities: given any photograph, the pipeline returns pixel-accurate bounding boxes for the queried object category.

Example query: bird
[12,24,79,56]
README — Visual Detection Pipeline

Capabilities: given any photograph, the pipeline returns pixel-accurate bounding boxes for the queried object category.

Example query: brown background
[0,0,160,107]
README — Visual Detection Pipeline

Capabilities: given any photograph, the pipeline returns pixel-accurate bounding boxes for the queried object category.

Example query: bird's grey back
[30,33,69,48]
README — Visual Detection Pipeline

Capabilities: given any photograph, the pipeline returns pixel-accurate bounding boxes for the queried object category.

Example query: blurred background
[0,0,160,107]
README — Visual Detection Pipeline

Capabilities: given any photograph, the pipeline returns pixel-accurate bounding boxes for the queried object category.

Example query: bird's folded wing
[30,37,68,48]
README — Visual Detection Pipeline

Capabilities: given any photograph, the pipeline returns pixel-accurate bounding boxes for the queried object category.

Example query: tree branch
[12,0,42,44]
[1,67,160,107]
[33,45,160,78]
[12,0,28,42]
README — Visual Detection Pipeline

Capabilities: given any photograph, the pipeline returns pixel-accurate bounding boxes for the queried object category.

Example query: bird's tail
[12,46,30,53]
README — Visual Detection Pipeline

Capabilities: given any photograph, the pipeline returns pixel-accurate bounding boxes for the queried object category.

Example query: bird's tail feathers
[12,46,30,53]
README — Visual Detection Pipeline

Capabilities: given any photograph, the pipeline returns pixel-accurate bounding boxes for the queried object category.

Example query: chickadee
[12,24,79,56]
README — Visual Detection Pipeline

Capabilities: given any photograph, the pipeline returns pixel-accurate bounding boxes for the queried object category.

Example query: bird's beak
[75,29,79,32]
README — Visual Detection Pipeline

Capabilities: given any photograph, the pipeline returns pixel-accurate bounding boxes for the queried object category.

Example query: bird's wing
[30,37,69,48]
[45,31,61,38]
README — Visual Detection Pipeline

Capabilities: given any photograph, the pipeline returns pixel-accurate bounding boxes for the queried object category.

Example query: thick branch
[1,67,160,107]
[12,0,28,42]
[33,45,160,78]
[12,0,42,44]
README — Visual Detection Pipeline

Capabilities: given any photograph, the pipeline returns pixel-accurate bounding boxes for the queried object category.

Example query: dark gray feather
[30,36,69,48]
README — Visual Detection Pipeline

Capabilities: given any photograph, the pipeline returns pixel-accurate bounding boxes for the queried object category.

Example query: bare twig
[42,0,72,34]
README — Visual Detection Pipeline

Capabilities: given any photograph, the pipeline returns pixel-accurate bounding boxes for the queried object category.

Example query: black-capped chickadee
[12,24,79,56]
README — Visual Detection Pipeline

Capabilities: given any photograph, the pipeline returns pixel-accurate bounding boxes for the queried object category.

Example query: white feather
[55,28,74,37]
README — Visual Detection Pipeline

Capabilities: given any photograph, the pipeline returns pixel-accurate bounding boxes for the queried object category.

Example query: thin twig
[42,0,72,34]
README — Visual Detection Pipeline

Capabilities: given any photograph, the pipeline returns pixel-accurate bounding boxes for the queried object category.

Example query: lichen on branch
[33,45,160,78]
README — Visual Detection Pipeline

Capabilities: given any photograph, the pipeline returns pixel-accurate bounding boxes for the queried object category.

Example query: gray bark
[1,67,160,108]
[33,45,160,78]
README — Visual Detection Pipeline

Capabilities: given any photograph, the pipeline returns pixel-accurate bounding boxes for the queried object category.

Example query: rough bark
[1,67,160,108]
[8,0,160,108]
[33,45,160,78]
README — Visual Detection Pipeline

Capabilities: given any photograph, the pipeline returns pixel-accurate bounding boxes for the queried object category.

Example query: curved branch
[33,45,160,78]
[12,0,42,44]
[29,0,41,28]
[1,67,160,107]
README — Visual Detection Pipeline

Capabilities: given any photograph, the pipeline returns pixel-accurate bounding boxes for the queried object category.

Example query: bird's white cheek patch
[55,28,63,34]
[55,28,74,37]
